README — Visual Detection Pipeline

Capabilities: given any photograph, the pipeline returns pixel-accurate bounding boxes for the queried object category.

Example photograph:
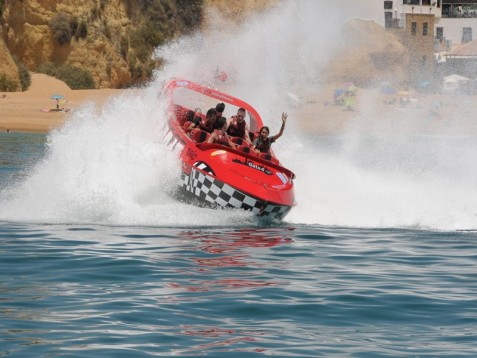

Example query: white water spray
[1,0,476,230]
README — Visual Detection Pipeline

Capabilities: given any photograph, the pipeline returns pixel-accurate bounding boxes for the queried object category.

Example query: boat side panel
[180,167,292,220]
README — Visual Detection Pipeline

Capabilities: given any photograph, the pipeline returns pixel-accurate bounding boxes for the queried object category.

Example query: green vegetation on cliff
[0,0,204,90]
[38,63,95,90]
[13,56,31,91]
[124,0,203,82]
[0,74,16,92]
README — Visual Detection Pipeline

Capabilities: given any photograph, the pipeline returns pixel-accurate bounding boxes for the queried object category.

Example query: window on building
[442,4,451,17]
[422,0,430,5]
[436,27,444,41]
[437,0,441,8]
[423,22,429,36]
[411,22,417,35]
[404,0,420,4]
[463,27,472,43]
[384,1,393,10]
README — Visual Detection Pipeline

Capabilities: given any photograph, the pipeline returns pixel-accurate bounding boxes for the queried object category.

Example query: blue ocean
[2,2,477,356]
[1,121,477,357]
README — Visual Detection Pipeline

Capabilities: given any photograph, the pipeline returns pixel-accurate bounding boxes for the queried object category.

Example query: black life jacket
[226,116,246,138]
[253,136,274,153]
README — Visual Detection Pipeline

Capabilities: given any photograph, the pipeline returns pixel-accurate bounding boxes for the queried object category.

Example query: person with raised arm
[253,112,287,154]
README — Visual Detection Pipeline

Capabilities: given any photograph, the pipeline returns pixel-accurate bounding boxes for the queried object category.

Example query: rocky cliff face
[0,0,203,90]
[0,25,20,90]
[1,0,132,89]
[1,1,408,91]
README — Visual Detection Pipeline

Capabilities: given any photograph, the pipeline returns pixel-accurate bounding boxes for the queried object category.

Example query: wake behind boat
[162,78,296,220]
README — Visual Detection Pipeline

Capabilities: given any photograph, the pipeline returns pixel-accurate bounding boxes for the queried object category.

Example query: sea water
[2,1,477,355]
[1,131,476,357]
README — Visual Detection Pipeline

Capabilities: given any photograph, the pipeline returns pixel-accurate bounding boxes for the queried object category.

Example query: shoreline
[0,73,124,133]
[2,74,477,136]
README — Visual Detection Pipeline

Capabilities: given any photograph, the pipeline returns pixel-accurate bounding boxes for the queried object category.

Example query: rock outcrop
[1,0,133,88]
[0,26,20,90]
[1,2,408,91]
[325,19,410,87]
[0,0,203,90]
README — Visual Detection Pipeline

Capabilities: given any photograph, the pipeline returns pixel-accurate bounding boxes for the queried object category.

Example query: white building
[384,0,477,47]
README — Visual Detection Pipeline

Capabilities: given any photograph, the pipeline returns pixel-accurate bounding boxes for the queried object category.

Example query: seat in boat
[182,110,195,125]
[231,137,246,146]
[258,152,279,165]
[237,145,256,156]
[174,105,187,124]
[190,129,210,143]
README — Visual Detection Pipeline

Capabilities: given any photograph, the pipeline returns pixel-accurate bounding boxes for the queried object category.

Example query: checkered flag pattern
[180,167,291,220]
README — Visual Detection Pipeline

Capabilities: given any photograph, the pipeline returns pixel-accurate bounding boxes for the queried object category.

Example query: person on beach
[253,112,287,154]
[226,107,252,144]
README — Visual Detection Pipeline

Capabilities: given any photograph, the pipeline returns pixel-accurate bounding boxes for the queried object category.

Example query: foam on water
[1,0,477,230]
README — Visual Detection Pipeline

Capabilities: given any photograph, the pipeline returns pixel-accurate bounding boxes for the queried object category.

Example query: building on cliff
[382,0,477,88]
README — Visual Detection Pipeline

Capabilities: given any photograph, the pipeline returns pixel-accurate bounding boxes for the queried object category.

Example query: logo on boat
[176,80,189,87]
[187,147,197,160]
[211,150,226,156]
[210,91,233,102]
[276,172,287,184]
[232,158,272,175]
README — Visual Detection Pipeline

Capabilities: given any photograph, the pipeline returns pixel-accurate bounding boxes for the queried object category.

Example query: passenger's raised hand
[282,112,288,123]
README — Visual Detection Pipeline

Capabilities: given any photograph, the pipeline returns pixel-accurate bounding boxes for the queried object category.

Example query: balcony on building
[441,1,477,18]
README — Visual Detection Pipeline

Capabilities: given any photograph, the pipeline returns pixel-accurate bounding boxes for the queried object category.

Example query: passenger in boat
[215,102,225,117]
[187,108,217,133]
[185,110,195,123]
[226,107,252,144]
[207,117,237,148]
[213,102,225,129]
[253,112,287,153]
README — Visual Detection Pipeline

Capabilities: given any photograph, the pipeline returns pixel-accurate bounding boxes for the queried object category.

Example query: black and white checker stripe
[193,161,215,176]
[180,167,291,220]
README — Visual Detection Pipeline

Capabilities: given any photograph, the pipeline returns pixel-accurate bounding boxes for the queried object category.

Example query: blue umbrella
[334,89,345,97]
[50,94,64,100]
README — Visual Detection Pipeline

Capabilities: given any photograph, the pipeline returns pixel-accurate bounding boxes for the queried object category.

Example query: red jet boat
[162,78,296,220]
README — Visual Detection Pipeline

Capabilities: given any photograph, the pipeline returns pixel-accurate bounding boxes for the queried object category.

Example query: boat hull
[162,78,296,219]
[179,166,292,220]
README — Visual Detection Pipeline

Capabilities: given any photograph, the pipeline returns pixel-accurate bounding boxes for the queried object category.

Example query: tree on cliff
[50,13,72,46]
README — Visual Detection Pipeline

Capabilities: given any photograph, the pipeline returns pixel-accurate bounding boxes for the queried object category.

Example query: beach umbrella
[50,94,65,100]
[334,88,345,97]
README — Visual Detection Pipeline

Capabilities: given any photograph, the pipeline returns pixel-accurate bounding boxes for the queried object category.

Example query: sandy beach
[0,73,124,133]
[2,73,477,135]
